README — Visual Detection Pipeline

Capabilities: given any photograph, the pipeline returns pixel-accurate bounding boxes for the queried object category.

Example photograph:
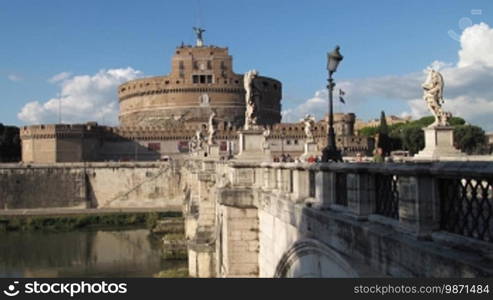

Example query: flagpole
[338,89,346,113]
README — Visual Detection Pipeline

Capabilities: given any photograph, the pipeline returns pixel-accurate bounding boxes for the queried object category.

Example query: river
[0,228,186,277]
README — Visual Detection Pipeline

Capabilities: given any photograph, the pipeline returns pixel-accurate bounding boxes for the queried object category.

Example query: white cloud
[282,72,425,123]
[283,22,493,132]
[48,72,72,83]
[18,67,142,125]
[282,90,328,122]
[7,74,22,82]
[458,22,493,68]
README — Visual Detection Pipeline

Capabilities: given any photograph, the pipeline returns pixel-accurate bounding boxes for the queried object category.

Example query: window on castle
[207,61,212,69]
[193,75,213,84]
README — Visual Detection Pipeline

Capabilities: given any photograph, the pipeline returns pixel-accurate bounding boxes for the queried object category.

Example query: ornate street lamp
[322,46,344,162]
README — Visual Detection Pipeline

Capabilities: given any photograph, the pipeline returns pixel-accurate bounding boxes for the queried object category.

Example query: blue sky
[2,0,493,130]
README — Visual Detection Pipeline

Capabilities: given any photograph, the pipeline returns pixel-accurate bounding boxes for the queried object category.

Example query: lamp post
[322,46,344,162]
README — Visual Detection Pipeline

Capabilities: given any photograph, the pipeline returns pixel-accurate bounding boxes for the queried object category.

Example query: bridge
[1,158,492,278]
[183,159,493,277]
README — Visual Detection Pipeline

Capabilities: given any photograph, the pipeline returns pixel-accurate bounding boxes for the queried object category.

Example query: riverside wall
[0,162,184,211]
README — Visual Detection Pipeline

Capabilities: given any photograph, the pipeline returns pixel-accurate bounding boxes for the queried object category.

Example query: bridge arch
[274,238,360,278]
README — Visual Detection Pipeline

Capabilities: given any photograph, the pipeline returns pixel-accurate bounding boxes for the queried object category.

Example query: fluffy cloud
[283,22,493,132]
[458,23,493,68]
[282,71,425,123]
[18,68,142,125]
[282,90,328,122]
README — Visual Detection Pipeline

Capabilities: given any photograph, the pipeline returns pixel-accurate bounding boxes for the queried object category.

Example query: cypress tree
[377,111,391,157]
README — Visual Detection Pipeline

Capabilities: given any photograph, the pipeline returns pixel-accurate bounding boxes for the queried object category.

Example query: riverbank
[0,210,181,231]
[0,227,187,277]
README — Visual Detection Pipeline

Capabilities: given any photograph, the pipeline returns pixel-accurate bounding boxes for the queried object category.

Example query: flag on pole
[339,89,346,104]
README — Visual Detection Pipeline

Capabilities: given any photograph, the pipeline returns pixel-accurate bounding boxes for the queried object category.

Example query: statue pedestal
[414,126,465,161]
[236,129,271,162]
[300,142,319,161]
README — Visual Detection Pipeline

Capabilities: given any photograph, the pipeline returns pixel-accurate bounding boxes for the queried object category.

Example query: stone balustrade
[223,161,493,243]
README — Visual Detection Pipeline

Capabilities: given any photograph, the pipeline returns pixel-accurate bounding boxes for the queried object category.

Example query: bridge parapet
[185,159,493,277]
[247,161,493,244]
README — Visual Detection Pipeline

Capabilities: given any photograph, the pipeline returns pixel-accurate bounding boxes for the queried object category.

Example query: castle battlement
[20,123,105,138]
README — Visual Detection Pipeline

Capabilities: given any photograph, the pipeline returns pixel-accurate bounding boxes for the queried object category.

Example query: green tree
[412,116,434,128]
[400,126,424,154]
[377,111,391,156]
[449,117,466,126]
[358,127,378,137]
[358,126,379,137]
[0,123,21,162]
[453,125,487,154]
[357,115,480,155]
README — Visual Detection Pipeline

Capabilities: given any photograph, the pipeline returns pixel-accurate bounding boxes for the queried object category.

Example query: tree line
[359,112,490,156]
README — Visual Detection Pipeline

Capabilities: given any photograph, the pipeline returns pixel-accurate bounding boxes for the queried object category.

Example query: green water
[0,228,186,277]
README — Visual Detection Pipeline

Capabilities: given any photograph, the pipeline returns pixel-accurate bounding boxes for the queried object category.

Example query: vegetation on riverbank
[0,211,181,231]
[153,267,189,278]
[359,115,489,155]
[162,233,187,260]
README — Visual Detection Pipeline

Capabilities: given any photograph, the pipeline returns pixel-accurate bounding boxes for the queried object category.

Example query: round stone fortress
[118,44,282,128]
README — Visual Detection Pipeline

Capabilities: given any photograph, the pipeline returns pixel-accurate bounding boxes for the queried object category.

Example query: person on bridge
[373,147,384,163]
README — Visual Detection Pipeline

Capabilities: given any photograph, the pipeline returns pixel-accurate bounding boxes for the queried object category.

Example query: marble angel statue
[422,69,451,127]
[244,70,259,130]
[207,111,216,145]
[301,114,316,143]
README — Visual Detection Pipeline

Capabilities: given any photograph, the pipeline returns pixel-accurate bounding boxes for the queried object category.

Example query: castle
[20,31,372,163]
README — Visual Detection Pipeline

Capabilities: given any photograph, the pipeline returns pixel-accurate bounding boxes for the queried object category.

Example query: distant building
[355,115,411,132]
[267,114,373,158]
[118,44,281,128]
[487,132,493,153]
[487,133,493,144]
